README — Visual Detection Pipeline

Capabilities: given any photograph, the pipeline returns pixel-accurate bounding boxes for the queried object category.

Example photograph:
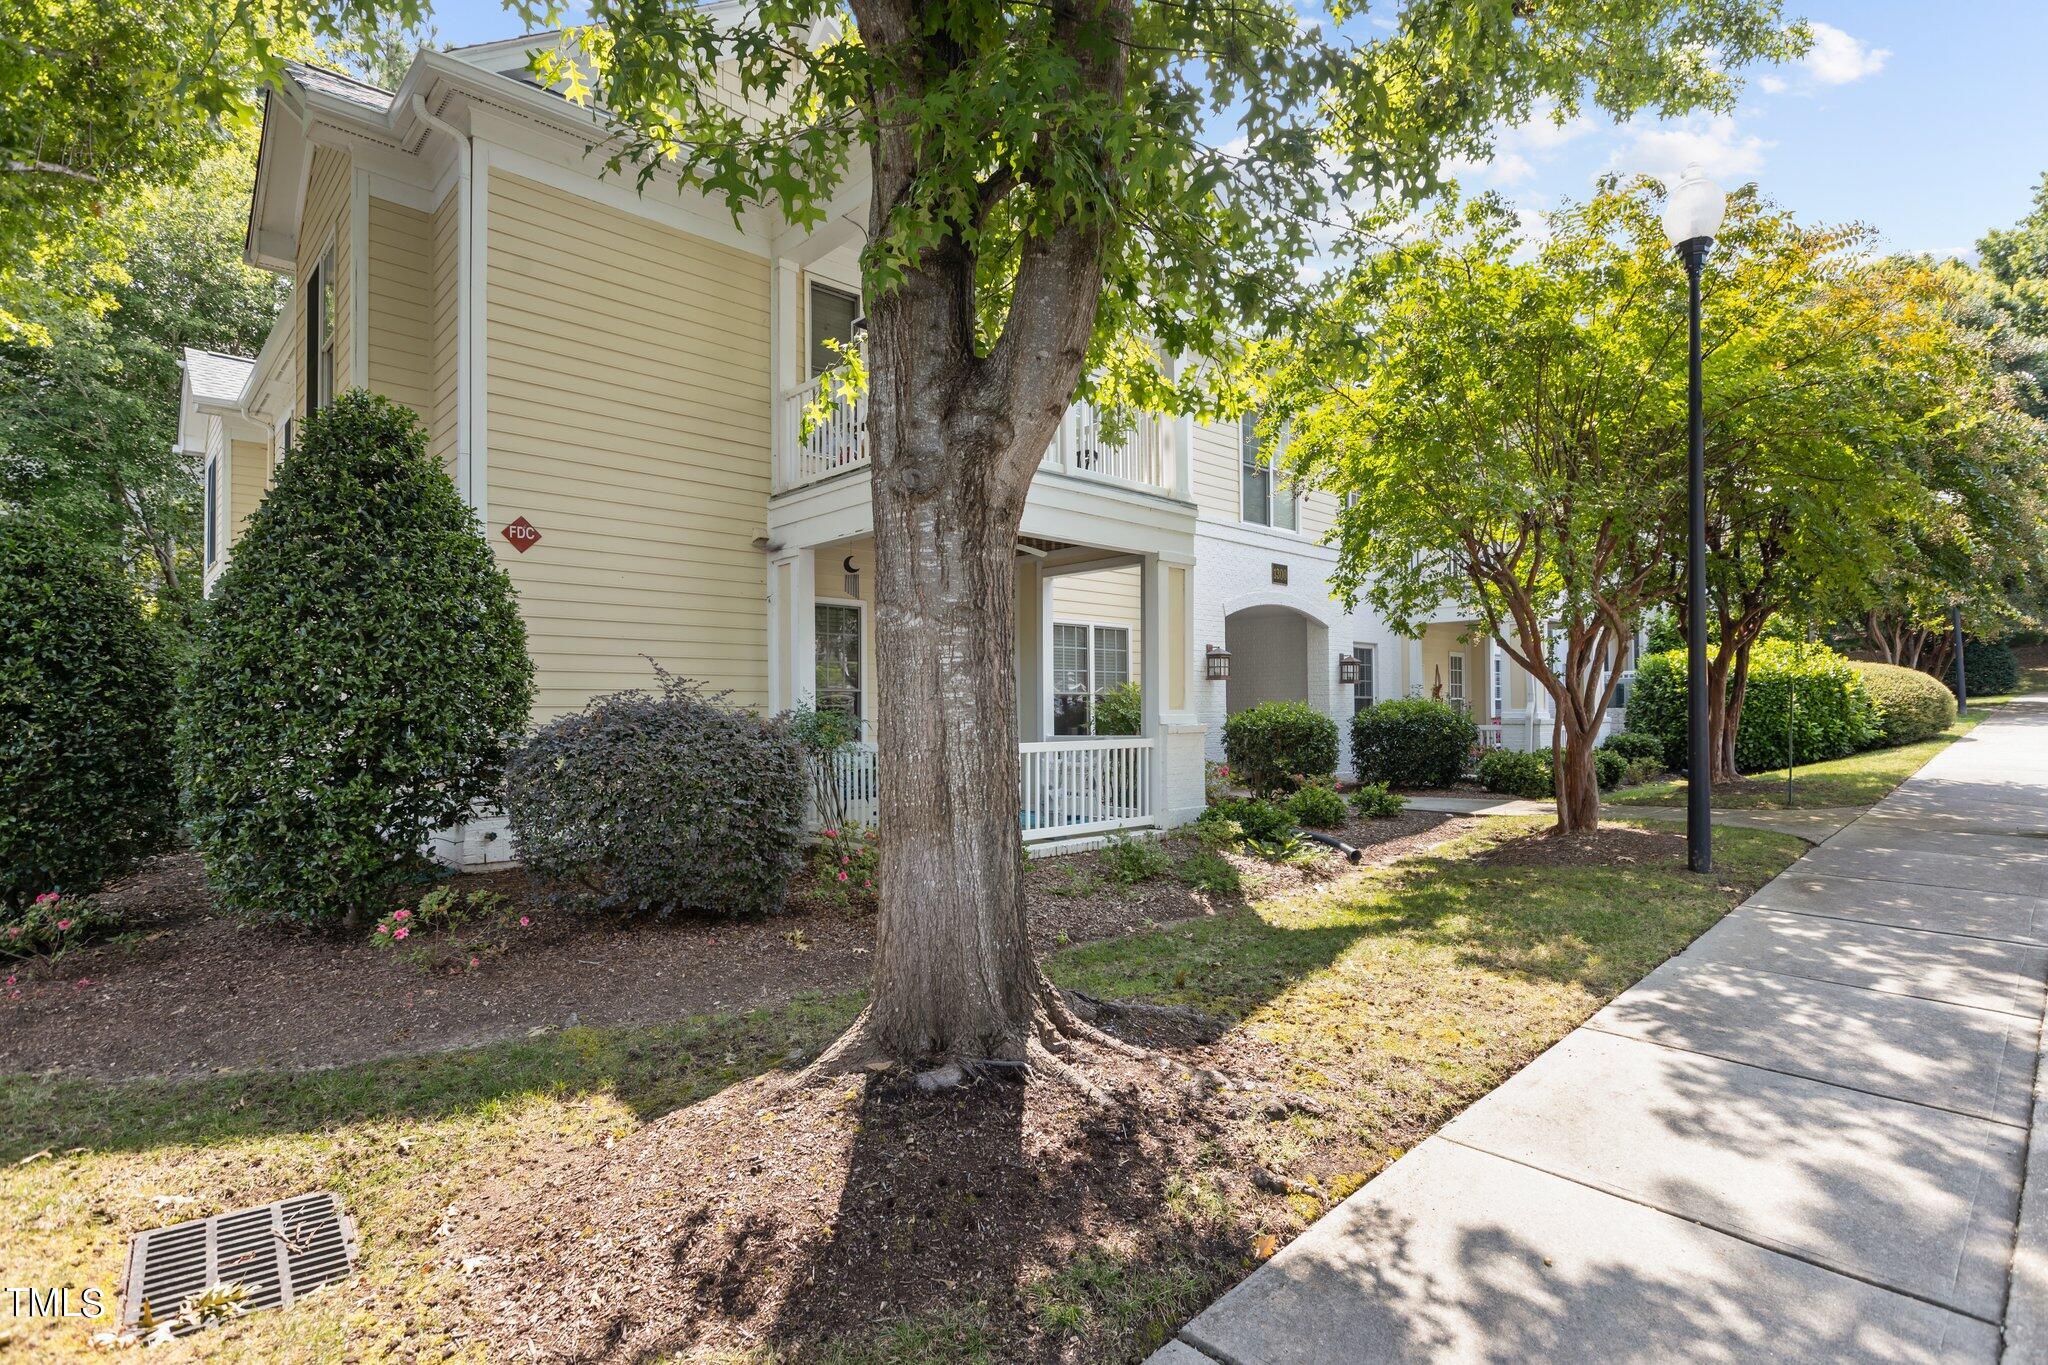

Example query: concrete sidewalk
[1153,698,2048,1364]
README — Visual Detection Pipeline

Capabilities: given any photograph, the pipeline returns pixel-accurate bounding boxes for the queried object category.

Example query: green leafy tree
[513,0,1800,1069]
[178,393,533,929]
[0,147,284,624]
[0,516,176,908]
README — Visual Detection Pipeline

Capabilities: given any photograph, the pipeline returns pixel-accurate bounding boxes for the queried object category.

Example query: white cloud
[1757,74,1788,94]
[1608,116,1770,183]
[1801,21,1889,84]
[1511,103,1598,153]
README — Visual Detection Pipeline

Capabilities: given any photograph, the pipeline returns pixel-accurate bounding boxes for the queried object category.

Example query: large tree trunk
[868,442,1041,1059]
[1716,637,1754,783]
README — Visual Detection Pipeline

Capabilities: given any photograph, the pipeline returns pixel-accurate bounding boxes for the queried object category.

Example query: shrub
[788,705,862,828]
[507,670,806,918]
[1627,640,1878,772]
[1956,640,2020,697]
[1600,731,1665,764]
[1222,700,1339,796]
[809,824,879,910]
[0,517,176,909]
[1196,795,1298,855]
[1351,698,1478,789]
[1094,681,1143,737]
[1476,748,1552,799]
[1623,755,1662,787]
[179,393,532,927]
[1172,848,1241,895]
[1286,780,1348,829]
[1,891,124,960]
[370,886,526,970]
[1594,748,1627,792]
[1100,833,1172,884]
[1348,781,1407,819]
[1851,661,1956,747]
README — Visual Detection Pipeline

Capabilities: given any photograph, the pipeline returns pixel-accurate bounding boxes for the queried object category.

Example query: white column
[1141,553,1168,823]
[1405,635,1424,699]
[1039,567,1057,739]
[791,550,818,712]
[769,259,802,485]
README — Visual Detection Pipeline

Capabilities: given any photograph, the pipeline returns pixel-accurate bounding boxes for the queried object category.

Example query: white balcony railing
[775,370,1172,498]
[808,736,1156,842]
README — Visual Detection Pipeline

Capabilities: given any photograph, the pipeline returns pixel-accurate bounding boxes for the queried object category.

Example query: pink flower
[4,975,14,987]
[376,923,389,935]
[6,927,18,939]
[863,880,873,891]
[392,908,411,922]
[36,892,57,905]
[469,956,479,967]
[823,828,839,838]
[518,916,531,927]
[55,919,71,931]
[837,871,848,882]
[840,855,851,865]
[393,927,410,941]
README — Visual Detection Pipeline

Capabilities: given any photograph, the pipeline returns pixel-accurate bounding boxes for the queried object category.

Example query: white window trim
[813,595,870,733]
[1491,651,1506,720]
[1238,411,1300,535]
[302,229,338,419]
[806,278,861,379]
[1350,642,1377,711]
[1051,618,1134,736]
[1447,650,1466,708]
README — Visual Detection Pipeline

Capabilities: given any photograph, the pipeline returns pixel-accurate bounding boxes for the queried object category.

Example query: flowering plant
[1,891,118,960]
[370,886,526,969]
[808,825,879,912]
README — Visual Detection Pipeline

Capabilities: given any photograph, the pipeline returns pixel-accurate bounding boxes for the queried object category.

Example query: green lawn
[1611,710,1990,811]
[0,820,1803,1363]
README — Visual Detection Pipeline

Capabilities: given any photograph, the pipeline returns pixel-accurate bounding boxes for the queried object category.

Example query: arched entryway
[1223,604,1329,715]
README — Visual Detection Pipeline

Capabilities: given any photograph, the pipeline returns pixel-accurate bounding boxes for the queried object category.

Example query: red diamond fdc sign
[502,517,541,553]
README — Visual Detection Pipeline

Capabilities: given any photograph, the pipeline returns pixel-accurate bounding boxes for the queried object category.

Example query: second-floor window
[809,281,860,378]
[203,456,219,568]
[1052,622,1131,736]
[1240,411,1297,531]
[305,247,335,415]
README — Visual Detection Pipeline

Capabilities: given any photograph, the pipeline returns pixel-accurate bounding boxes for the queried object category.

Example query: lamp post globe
[1668,163,1725,875]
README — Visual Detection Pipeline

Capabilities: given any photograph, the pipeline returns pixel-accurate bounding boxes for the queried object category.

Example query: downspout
[410,94,475,511]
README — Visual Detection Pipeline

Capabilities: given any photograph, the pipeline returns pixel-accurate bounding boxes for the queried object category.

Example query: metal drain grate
[121,1192,358,1335]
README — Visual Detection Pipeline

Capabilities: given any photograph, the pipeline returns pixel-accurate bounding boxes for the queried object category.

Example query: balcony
[775,370,1177,499]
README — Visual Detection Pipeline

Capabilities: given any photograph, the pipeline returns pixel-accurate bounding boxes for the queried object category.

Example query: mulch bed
[1470,823,1687,868]
[0,812,1460,1083]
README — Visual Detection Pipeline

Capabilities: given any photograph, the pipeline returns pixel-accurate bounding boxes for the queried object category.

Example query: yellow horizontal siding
[485,170,773,719]
[430,189,460,480]
[1192,417,1240,522]
[1049,565,1144,677]
[367,198,434,421]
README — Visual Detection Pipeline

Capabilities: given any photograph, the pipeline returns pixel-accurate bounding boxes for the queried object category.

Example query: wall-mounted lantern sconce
[1204,645,1231,681]
[1337,653,1362,686]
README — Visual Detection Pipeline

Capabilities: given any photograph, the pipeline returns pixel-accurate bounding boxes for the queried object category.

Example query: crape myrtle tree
[1660,221,1971,782]
[512,0,1800,1078]
[1266,187,1694,833]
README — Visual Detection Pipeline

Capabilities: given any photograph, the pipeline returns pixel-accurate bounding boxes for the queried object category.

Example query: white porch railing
[808,737,1156,842]
[775,368,1170,498]
[776,373,871,492]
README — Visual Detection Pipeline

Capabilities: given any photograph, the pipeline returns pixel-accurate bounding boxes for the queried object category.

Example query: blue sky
[425,0,2048,259]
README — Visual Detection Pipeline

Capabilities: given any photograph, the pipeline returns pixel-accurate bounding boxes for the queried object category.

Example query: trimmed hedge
[1351,698,1478,788]
[179,392,533,927]
[1477,748,1551,798]
[1222,700,1339,796]
[1600,731,1664,763]
[0,518,177,908]
[1627,639,1878,772]
[1956,640,2020,697]
[506,671,806,918]
[1851,661,1956,747]
[1286,781,1348,829]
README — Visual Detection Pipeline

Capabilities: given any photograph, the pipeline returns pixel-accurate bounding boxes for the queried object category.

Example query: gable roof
[280,59,396,115]
[184,348,256,405]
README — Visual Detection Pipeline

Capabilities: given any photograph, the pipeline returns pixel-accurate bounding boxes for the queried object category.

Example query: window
[203,457,219,568]
[305,247,335,415]
[1239,411,1297,530]
[815,603,864,720]
[1492,652,1506,719]
[1350,644,1376,712]
[1447,652,1466,708]
[809,281,860,378]
[1052,622,1131,736]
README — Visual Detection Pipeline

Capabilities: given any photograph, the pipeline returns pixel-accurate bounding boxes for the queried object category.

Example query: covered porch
[767,536,1207,847]
[1400,617,1633,752]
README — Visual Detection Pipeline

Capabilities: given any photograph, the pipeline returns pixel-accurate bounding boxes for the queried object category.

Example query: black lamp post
[1664,163,1727,875]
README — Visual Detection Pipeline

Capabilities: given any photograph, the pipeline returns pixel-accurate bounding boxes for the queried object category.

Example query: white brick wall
[1190,521,1411,779]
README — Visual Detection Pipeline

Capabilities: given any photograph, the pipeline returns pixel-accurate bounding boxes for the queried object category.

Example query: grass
[1610,710,1990,811]
[0,819,1803,1363]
